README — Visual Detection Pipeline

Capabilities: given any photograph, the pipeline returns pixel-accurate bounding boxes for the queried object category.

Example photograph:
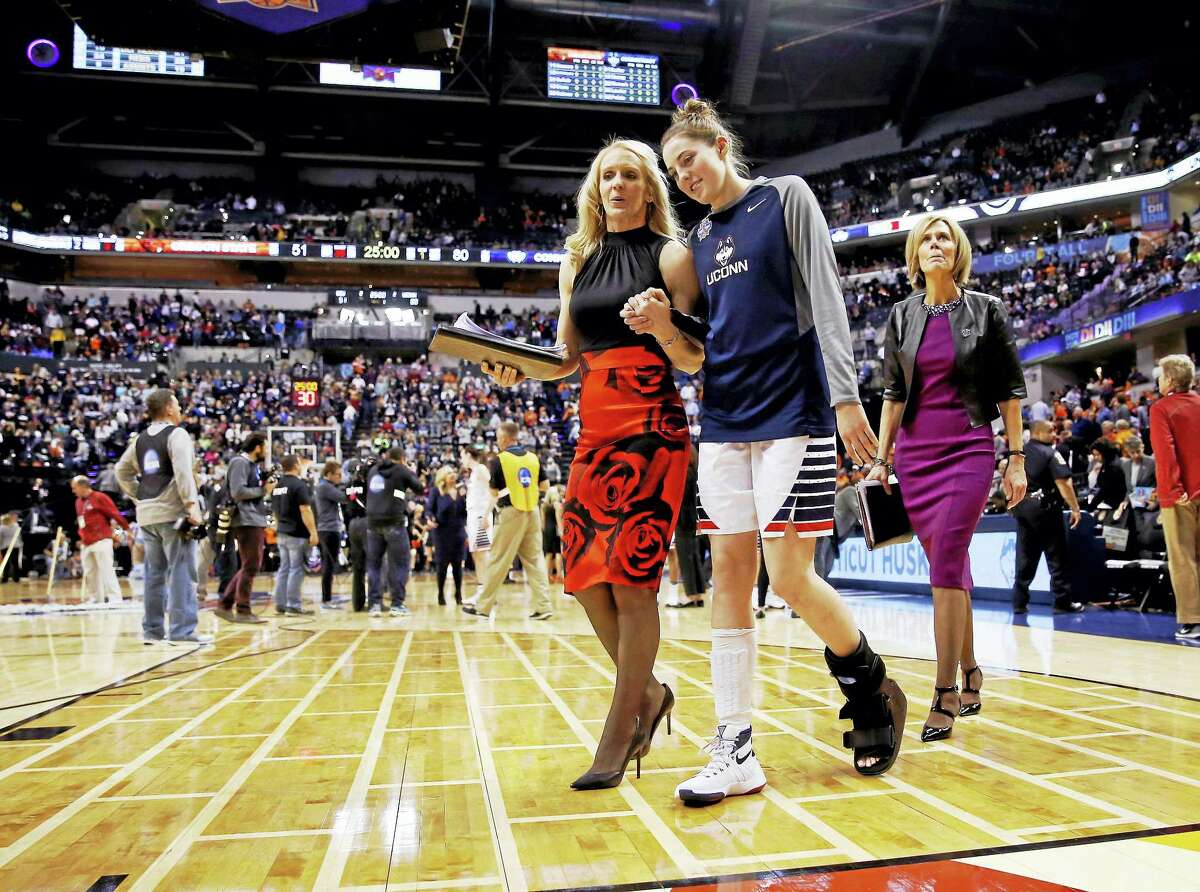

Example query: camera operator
[214,433,272,624]
[365,446,422,617]
[115,388,211,645]
[271,454,318,616]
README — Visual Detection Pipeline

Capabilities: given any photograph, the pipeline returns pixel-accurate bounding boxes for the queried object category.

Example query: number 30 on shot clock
[292,378,320,412]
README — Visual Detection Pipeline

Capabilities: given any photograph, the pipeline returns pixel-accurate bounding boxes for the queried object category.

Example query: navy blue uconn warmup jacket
[688,175,859,442]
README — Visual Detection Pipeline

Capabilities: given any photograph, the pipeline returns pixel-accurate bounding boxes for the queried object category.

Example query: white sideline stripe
[491,742,583,752]
[368,779,481,789]
[385,725,472,733]
[182,733,270,740]
[262,754,362,762]
[313,632,414,891]
[197,829,336,842]
[1059,731,1136,741]
[704,849,842,867]
[455,632,528,892]
[1038,766,1140,779]
[508,810,637,825]
[1014,817,1145,835]
[794,789,894,803]
[97,793,214,802]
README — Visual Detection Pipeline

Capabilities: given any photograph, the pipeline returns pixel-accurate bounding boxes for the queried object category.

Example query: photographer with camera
[214,433,273,624]
[115,388,211,645]
[272,454,319,616]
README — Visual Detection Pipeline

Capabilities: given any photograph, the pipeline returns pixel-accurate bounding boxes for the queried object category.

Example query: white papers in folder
[452,313,568,359]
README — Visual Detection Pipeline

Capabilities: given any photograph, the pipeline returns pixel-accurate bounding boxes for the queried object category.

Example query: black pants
[1013,509,1073,609]
[435,545,464,602]
[366,522,410,608]
[318,530,342,603]
[348,517,368,611]
[675,528,707,598]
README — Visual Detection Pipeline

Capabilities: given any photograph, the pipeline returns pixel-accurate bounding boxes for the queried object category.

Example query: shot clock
[291,378,321,414]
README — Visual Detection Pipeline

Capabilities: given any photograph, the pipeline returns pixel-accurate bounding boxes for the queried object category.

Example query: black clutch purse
[854,478,914,550]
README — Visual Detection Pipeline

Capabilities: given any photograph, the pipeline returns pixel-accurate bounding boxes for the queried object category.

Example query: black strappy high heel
[637,683,674,759]
[921,685,959,742]
[960,666,983,717]
[571,716,647,790]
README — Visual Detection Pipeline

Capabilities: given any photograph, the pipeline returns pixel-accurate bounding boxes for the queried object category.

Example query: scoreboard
[328,287,426,307]
[72,25,204,78]
[290,378,321,414]
[547,48,659,106]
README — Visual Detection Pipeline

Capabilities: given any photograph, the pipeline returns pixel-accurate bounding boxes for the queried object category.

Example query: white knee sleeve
[711,627,756,730]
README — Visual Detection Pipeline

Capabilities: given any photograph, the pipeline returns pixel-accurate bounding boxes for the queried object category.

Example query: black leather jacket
[882,289,1027,428]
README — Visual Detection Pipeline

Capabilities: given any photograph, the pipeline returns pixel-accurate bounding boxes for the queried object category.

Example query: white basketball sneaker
[674,724,766,806]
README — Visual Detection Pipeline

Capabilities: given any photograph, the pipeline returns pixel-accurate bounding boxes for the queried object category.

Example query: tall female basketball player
[654,100,907,806]
[482,138,703,789]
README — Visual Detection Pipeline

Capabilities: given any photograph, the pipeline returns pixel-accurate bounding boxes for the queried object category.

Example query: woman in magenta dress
[868,213,1028,741]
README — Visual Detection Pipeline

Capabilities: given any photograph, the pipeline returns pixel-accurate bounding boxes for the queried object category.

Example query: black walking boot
[825,632,907,776]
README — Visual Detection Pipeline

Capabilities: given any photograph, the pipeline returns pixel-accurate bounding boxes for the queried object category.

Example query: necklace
[923,295,963,317]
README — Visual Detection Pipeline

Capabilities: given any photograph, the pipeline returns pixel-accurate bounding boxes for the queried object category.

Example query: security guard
[364,446,422,616]
[463,420,553,619]
[1012,421,1084,614]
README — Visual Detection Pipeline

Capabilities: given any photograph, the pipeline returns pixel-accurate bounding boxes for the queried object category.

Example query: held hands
[480,361,525,387]
[835,403,879,466]
[309,533,319,547]
[1003,457,1027,509]
[620,289,673,341]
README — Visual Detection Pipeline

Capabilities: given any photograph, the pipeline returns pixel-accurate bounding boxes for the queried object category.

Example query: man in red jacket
[1149,355,1200,640]
[72,475,132,604]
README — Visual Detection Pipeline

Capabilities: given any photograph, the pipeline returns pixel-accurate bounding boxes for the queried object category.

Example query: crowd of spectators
[4,86,1197,250]
[1,174,573,252]
[805,86,1200,228]
[0,282,312,360]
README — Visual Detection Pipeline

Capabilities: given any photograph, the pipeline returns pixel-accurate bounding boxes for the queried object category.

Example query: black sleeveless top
[570,226,671,356]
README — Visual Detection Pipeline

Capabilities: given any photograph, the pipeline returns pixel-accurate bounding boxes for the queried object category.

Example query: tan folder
[429,313,567,379]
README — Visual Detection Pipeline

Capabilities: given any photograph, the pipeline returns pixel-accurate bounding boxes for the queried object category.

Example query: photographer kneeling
[115,388,211,645]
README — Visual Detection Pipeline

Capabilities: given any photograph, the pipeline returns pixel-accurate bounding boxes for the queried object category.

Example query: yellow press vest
[497,449,540,512]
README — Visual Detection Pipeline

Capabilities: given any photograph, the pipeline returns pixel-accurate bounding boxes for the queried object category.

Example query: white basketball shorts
[466,512,493,553]
[697,435,836,539]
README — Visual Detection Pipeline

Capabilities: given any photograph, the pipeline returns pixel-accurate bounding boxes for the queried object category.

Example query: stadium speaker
[414,27,453,54]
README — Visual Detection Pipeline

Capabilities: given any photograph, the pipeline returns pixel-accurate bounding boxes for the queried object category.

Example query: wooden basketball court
[1,576,1198,891]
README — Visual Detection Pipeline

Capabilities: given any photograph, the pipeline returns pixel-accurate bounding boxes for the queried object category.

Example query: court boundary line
[312,630,412,890]
[453,630,528,892]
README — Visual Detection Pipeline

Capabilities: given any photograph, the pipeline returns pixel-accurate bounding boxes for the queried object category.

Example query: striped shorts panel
[697,436,836,539]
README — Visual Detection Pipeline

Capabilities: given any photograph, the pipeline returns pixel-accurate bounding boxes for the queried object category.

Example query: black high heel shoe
[920,685,959,742]
[571,716,646,790]
[637,683,674,759]
[959,666,983,717]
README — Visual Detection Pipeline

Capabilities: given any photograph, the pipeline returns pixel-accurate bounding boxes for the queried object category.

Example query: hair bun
[673,98,715,126]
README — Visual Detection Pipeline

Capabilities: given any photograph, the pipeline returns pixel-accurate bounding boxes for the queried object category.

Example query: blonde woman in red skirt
[483,138,704,789]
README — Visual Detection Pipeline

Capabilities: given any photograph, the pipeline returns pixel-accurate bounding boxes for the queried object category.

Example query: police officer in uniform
[1012,420,1085,614]
[365,446,422,616]
[463,421,553,620]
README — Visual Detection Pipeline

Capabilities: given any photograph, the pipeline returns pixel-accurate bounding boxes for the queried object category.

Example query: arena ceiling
[1,0,1194,176]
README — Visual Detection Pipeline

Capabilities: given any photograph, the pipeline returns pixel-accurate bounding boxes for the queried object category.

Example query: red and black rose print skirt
[563,345,690,592]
